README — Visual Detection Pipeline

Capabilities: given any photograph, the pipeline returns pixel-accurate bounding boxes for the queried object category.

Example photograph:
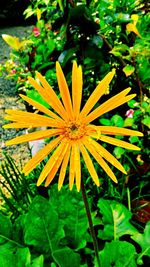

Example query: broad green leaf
[53,247,80,267]
[0,245,31,267]
[123,65,135,77]
[131,221,150,265]
[49,185,88,250]
[97,199,138,240]
[95,240,137,267]
[24,196,65,255]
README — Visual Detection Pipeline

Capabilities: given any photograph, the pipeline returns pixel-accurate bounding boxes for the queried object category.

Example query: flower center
[63,121,87,140]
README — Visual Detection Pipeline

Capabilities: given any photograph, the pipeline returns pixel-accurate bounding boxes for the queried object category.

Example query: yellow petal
[89,138,126,174]
[4,109,60,127]
[45,143,69,187]
[58,144,71,190]
[80,143,100,186]
[5,129,61,146]
[126,23,141,38]
[56,62,73,118]
[94,126,143,137]
[84,140,118,183]
[69,144,75,190]
[80,69,115,118]
[100,135,141,150]
[74,144,81,192]
[72,62,83,118]
[3,122,36,129]
[85,90,135,123]
[28,74,66,120]
[37,140,66,186]
[20,94,64,122]
[23,136,63,175]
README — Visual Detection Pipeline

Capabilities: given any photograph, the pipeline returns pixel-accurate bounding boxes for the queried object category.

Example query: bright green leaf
[97,199,138,240]
[99,118,111,126]
[95,240,137,267]
[131,221,150,265]
[111,114,124,127]
[123,65,135,77]
[142,115,150,128]
[113,147,125,159]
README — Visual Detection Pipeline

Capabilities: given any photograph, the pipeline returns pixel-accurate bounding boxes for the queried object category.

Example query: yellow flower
[3,62,143,191]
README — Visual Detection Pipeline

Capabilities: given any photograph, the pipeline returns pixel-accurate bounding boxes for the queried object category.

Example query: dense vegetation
[0,1,149,266]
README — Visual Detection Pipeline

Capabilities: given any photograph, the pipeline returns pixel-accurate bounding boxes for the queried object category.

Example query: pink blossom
[125,109,134,118]
[32,27,40,37]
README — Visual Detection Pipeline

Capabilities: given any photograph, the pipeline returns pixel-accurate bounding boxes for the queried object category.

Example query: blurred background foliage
[0,0,150,266]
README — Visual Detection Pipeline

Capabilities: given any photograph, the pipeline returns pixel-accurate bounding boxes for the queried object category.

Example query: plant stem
[81,180,100,267]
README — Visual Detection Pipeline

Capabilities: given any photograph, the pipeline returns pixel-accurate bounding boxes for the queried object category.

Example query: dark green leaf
[53,247,80,267]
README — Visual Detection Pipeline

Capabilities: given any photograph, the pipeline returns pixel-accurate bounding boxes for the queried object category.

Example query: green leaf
[113,147,125,159]
[46,39,55,54]
[97,199,138,240]
[128,100,138,108]
[129,136,139,143]
[95,240,137,267]
[142,115,150,128]
[99,118,111,126]
[131,221,150,265]
[123,65,135,77]
[49,185,88,250]
[111,115,124,127]
[124,118,134,127]
[24,196,65,255]
[26,89,50,109]
[0,213,12,242]
[31,255,44,267]
[53,247,80,267]
[0,245,31,267]
[58,48,78,67]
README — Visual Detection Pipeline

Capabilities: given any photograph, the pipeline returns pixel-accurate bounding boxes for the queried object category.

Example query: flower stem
[81,180,100,267]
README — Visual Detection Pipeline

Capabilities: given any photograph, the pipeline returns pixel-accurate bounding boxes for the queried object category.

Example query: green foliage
[97,199,138,240]
[132,221,150,265]
[49,185,88,250]
[96,240,137,267]
[0,153,35,219]
[0,0,150,266]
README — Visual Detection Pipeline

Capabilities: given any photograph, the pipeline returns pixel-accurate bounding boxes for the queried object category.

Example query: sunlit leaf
[123,65,135,77]
[131,221,150,265]
[97,199,138,240]
[95,240,137,267]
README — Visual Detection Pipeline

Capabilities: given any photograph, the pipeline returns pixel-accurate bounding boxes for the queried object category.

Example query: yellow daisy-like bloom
[3,62,143,191]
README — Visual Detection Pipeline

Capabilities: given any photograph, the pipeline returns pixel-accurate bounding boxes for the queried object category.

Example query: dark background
[0,0,33,26]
